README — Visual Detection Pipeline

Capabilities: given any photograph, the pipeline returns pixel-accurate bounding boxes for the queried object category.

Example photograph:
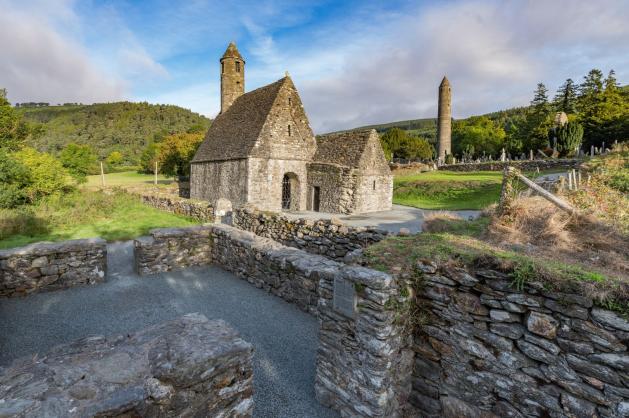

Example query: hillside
[19,102,211,163]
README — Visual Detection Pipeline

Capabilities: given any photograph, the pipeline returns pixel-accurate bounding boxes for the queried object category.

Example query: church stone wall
[352,174,394,213]
[307,163,356,213]
[247,157,309,211]
[190,159,248,207]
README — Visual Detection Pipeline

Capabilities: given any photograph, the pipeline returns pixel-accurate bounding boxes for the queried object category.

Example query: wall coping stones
[0,313,254,417]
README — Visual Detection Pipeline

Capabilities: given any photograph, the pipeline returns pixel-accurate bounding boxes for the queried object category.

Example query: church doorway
[282,173,299,210]
[312,186,320,212]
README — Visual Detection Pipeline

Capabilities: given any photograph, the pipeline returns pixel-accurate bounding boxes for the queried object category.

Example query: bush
[380,128,434,160]
[556,121,584,157]
[60,143,97,183]
[106,151,124,166]
[0,150,30,208]
[13,147,71,201]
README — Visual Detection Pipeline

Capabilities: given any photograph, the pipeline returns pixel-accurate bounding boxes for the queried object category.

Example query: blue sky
[2,0,628,132]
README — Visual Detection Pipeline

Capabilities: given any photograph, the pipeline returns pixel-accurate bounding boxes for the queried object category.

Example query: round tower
[437,76,452,162]
[220,42,245,114]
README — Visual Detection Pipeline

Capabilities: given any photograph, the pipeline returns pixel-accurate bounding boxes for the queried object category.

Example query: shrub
[106,151,124,166]
[13,147,71,201]
[556,121,584,157]
[0,150,30,208]
[60,143,97,183]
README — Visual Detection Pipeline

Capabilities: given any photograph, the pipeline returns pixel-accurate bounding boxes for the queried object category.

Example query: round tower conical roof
[221,42,244,62]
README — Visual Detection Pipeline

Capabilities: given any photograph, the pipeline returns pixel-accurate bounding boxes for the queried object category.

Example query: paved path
[285,204,480,234]
[0,242,338,418]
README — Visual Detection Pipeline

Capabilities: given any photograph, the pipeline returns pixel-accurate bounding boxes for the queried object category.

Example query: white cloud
[0,1,126,104]
[288,0,629,132]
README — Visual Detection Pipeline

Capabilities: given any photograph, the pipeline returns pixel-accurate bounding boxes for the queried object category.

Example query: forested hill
[18,102,211,163]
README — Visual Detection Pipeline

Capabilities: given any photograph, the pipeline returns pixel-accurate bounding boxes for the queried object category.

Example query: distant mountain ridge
[19,102,211,163]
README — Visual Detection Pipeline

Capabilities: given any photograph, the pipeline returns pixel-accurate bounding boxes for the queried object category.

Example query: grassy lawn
[393,171,503,210]
[85,171,175,189]
[0,190,197,249]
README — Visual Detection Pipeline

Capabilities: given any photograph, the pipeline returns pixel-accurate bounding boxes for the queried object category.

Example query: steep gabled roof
[314,129,390,174]
[192,77,287,163]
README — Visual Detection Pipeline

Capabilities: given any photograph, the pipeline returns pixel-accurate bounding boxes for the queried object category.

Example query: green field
[85,171,174,188]
[0,190,197,249]
[393,171,503,210]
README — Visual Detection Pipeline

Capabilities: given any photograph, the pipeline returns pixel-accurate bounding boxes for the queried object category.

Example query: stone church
[190,42,392,214]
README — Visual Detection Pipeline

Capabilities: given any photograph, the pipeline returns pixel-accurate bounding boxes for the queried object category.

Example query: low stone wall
[0,313,254,417]
[232,206,389,260]
[134,191,214,222]
[440,158,581,172]
[134,226,213,275]
[410,260,629,417]
[209,224,411,417]
[0,238,107,297]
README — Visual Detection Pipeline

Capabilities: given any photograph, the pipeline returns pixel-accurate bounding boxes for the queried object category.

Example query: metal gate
[282,175,291,210]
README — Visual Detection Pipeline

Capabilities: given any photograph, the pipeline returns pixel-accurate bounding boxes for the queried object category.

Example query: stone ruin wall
[134,226,213,275]
[190,158,249,207]
[306,163,357,213]
[439,158,581,172]
[0,238,107,298]
[133,224,410,417]
[232,205,389,260]
[0,313,254,417]
[409,260,629,418]
[134,191,215,222]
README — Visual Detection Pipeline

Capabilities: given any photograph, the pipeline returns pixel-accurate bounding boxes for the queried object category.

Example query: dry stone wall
[0,238,106,297]
[410,260,629,418]
[133,191,214,222]
[209,224,411,417]
[232,206,389,260]
[0,313,254,417]
[134,226,213,275]
[440,158,580,172]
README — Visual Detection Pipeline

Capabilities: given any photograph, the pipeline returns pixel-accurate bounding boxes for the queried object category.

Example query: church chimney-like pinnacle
[440,76,450,87]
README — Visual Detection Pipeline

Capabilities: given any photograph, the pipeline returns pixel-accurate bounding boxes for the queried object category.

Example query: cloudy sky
[1,0,628,133]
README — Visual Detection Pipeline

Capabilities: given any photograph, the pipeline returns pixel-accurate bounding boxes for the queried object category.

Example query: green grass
[85,171,174,188]
[393,171,503,210]
[0,190,197,249]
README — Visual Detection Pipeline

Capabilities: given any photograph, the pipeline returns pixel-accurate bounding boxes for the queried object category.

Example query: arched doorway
[282,173,299,210]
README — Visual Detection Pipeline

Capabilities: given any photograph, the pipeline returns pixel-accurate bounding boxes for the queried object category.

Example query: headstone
[591,145,595,157]
[530,149,534,161]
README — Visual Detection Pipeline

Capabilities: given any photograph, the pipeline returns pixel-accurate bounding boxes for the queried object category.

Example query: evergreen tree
[553,78,577,114]
[556,121,584,157]
[524,83,552,152]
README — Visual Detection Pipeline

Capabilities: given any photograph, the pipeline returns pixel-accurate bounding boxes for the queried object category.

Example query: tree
[157,132,204,177]
[553,78,577,114]
[139,142,161,174]
[556,121,584,157]
[523,83,553,152]
[0,88,30,151]
[106,151,124,166]
[60,143,97,183]
[380,128,434,160]
[452,116,506,158]
[13,148,70,201]
[0,149,30,208]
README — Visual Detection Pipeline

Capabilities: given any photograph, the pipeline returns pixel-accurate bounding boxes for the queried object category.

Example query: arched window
[235,61,241,72]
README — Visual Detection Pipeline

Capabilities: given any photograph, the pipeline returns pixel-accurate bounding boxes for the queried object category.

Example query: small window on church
[288,124,291,136]
[288,97,292,105]
[373,180,376,190]
[236,61,241,72]
[221,62,224,74]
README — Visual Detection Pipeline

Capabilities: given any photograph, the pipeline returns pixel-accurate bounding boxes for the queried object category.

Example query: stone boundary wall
[410,260,629,417]
[439,158,581,172]
[209,224,411,417]
[131,190,214,222]
[232,206,389,260]
[134,226,213,275]
[0,238,107,297]
[0,313,254,417]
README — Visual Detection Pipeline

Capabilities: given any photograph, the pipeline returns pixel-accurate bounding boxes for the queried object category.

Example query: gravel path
[285,204,481,233]
[0,241,338,418]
